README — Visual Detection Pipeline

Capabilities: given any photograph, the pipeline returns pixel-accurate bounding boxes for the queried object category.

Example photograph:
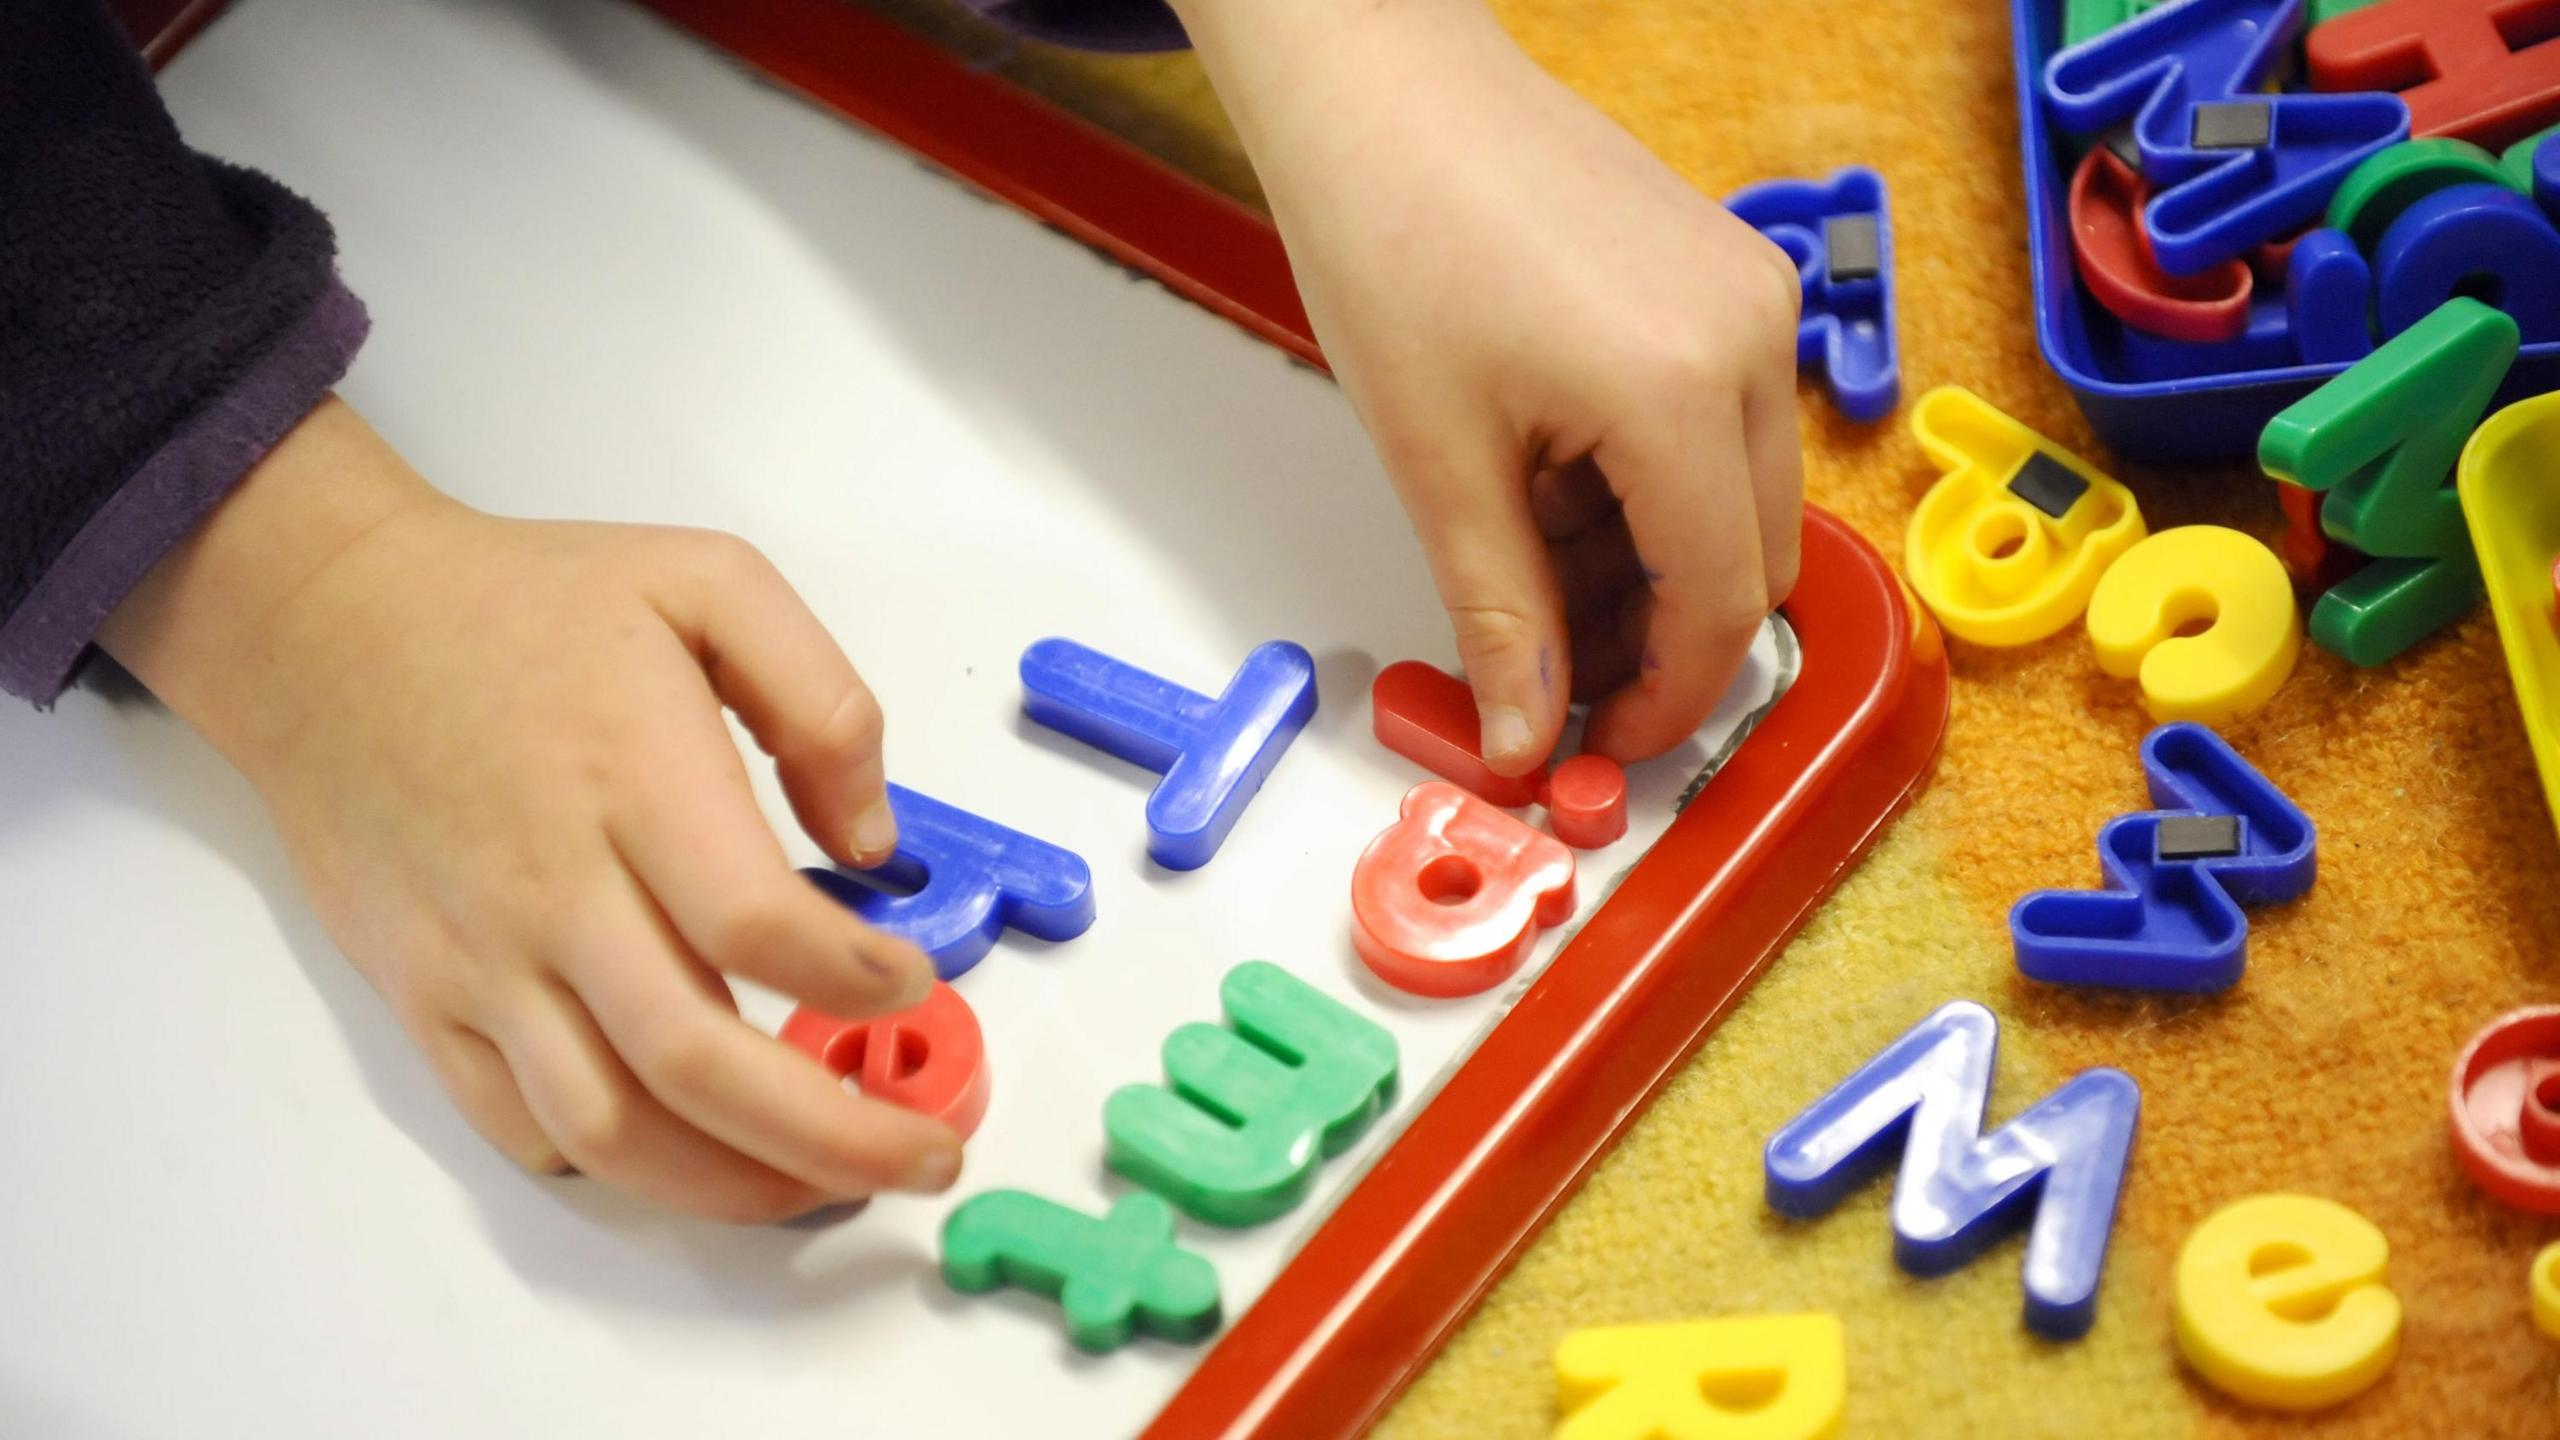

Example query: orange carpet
[860,0,2560,1432]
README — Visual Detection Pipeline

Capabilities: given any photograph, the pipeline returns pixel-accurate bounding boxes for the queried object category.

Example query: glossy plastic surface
[1019,637,1318,871]
[2084,526,2301,724]
[1903,385,2145,646]
[2064,0,2158,47]
[1369,660,1540,807]
[2449,1006,2560,1214]
[1726,167,1900,421]
[1104,961,1399,1227]
[941,1191,1223,1353]
[2070,145,2252,341]
[2008,0,2560,460]
[2013,722,2316,992]
[2372,184,2560,341]
[1553,1314,1847,1440]
[2285,229,2376,363]
[1349,781,1578,998]
[2328,137,2511,253]
[2044,0,2409,274]
[2261,297,2516,665]
[801,783,1094,980]
[778,981,991,1138]
[1543,754,1630,850]
[1763,999,2140,1339]
[2172,1194,2402,1411]
[2309,0,2560,151]
[2276,475,2365,589]
[2535,1242,2560,1341]
[2455,392,2560,843]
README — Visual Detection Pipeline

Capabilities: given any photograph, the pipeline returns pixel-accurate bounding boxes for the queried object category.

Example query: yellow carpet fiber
[869,0,2560,1432]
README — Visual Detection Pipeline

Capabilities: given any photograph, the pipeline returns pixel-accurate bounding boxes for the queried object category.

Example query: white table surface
[0,1,1788,1434]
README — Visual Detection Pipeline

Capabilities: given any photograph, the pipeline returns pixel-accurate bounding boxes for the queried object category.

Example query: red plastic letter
[2069,146,2252,343]
[1370,661,1540,807]
[1350,781,1577,998]
[1540,754,1630,850]
[780,980,992,1138]
[2309,0,2560,151]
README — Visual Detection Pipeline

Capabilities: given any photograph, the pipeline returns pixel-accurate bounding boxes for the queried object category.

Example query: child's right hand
[101,398,960,1223]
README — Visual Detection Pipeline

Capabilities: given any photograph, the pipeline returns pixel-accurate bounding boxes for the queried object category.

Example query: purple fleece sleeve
[961,0,1190,53]
[0,1,367,706]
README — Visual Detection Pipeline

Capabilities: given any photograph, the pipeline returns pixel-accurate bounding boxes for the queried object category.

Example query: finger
[498,978,835,1224]
[1568,587,1648,705]
[1584,396,1771,761]
[1530,458,1620,540]
[1743,362,1806,606]
[1550,515,1646,616]
[604,672,935,1019]
[1391,433,1572,777]
[649,531,898,869]
[418,1023,567,1176]
[562,890,963,1199]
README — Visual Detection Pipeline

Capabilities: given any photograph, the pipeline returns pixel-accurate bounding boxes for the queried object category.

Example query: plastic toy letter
[1018,637,1317,871]
[1104,961,1399,1227]
[2043,0,2409,273]
[802,783,1094,980]
[1554,1314,1847,1440]
[1763,1000,2140,1339]
[1724,167,1900,421]
[2261,296,2518,665]
[1350,780,1578,997]
[2173,1194,2401,1411]
[1904,386,2146,646]
[2013,722,2317,993]
[940,1190,1221,1353]
[2084,526,2300,725]
[2309,0,2560,151]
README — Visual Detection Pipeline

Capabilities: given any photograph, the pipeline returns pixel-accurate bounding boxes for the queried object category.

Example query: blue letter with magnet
[1019,638,1317,872]
[1726,167,1899,422]
[1765,1000,2140,1340]
[804,783,1095,980]
[2011,722,2315,993]
[2044,0,2407,273]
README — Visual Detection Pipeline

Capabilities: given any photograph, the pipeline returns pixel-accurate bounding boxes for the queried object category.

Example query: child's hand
[1177,0,1804,774]
[102,399,958,1223]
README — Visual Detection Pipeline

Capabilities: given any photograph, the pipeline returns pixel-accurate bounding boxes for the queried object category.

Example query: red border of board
[143,3,1949,1433]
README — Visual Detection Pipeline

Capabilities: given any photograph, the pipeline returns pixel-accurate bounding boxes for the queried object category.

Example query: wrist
[99,396,456,763]
[1169,0,1502,183]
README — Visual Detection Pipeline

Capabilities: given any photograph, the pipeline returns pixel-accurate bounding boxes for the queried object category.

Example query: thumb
[1395,446,1570,779]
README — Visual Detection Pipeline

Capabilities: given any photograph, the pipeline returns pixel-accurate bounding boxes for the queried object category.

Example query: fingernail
[902,1145,961,1193]
[1481,705,1534,763]
[851,802,898,862]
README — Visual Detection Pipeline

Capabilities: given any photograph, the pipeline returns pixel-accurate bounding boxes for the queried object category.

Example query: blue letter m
[1762,1000,2140,1339]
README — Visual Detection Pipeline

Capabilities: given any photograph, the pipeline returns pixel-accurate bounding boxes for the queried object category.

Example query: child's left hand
[1175,0,1805,777]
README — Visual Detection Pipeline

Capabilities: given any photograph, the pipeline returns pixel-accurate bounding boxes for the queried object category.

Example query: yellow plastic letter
[2086,526,2300,724]
[1905,385,2145,646]
[1554,1313,1845,1440]
[2534,1241,2560,1343]
[2173,1194,2401,1412]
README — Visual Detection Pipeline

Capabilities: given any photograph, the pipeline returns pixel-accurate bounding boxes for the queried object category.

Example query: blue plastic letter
[2373,184,2560,343]
[804,783,1095,980]
[2044,0,2409,274]
[1764,1000,2141,1339]
[1018,638,1317,871]
[1726,167,1900,422]
[2011,723,2315,992]
[2286,229,2376,364]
